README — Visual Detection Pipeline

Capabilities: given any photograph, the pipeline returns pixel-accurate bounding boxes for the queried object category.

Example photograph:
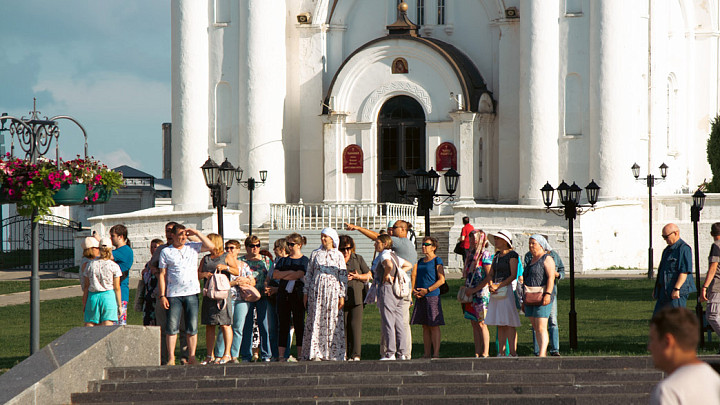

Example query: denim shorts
[166,294,199,335]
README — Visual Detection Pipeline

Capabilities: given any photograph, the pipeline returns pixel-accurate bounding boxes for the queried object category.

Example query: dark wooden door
[378,96,426,203]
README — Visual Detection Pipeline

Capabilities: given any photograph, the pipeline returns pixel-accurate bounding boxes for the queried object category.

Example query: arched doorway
[378,95,426,202]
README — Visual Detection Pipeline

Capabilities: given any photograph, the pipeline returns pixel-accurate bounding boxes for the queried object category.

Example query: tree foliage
[708,116,720,192]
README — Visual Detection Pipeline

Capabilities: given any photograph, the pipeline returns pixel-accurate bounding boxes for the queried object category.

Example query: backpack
[389,252,411,299]
[204,269,231,309]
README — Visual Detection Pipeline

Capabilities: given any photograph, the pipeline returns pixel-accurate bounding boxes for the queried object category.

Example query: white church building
[90,0,720,273]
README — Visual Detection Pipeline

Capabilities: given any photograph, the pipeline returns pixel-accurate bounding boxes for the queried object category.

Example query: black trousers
[344,303,364,358]
[277,289,305,349]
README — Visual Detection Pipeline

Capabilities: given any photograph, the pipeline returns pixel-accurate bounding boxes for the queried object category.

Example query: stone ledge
[0,325,160,405]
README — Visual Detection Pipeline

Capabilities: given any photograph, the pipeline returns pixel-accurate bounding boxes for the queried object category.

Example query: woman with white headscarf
[301,228,348,361]
[523,234,556,357]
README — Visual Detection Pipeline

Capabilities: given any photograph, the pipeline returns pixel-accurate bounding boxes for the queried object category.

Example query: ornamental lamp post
[201,157,236,237]
[541,179,600,351]
[691,188,706,345]
[394,167,459,236]
[632,162,668,279]
[236,168,267,236]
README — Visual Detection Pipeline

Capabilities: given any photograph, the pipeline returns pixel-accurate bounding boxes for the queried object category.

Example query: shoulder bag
[522,284,544,306]
[390,253,411,299]
[457,286,473,303]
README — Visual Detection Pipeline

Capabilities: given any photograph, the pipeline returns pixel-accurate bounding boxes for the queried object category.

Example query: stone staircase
[424,215,455,271]
[70,356,719,404]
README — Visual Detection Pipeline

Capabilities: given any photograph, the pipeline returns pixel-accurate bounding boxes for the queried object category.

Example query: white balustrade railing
[270,202,417,231]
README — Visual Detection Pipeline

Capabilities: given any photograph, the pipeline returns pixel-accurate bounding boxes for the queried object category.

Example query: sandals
[216,355,233,364]
[201,356,215,365]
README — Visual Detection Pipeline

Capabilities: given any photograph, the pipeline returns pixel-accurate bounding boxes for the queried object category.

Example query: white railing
[270,202,417,231]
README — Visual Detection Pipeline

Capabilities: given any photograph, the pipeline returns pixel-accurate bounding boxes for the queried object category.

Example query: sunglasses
[339,247,352,252]
[248,243,261,248]
[661,231,676,240]
[225,246,236,251]
[422,243,434,247]
[286,242,297,247]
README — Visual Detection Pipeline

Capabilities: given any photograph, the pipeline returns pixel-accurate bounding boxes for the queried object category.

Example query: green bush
[708,115,720,192]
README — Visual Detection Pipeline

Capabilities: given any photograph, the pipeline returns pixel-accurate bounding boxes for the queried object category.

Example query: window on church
[478,137,483,183]
[215,82,232,144]
[666,75,678,153]
[215,0,230,24]
[564,74,582,136]
[565,0,582,15]
[417,0,425,25]
[437,0,446,25]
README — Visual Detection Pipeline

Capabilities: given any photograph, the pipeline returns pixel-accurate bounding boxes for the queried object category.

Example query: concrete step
[70,357,687,404]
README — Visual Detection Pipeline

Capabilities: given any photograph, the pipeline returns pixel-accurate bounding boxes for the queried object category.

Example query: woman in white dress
[483,230,521,357]
[302,228,348,361]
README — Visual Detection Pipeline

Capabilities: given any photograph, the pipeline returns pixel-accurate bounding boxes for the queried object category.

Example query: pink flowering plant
[0,153,124,217]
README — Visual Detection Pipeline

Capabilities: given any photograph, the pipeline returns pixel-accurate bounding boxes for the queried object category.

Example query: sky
[0,1,170,178]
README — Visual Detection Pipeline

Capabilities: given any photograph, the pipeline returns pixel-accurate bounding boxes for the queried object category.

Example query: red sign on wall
[435,142,457,171]
[342,144,364,173]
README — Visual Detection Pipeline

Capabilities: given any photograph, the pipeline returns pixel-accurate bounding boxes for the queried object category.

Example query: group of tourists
[78,216,720,364]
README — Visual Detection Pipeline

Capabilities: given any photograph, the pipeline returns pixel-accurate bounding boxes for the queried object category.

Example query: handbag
[523,284,544,306]
[364,282,378,304]
[489,285,508,300]
[457,286,473,303]
[239,285,261,302]
[453,241,465,255]
[439,281,449,295]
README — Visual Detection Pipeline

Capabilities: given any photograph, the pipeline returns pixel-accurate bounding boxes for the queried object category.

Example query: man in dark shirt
[653,223,694,317]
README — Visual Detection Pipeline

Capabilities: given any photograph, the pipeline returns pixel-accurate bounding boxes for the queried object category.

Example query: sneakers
[353,356,361,361]
[379,355,396,361]
[399,355,411,360]
[286,355,298,362]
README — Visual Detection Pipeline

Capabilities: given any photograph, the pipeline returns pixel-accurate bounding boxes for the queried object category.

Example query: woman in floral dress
[302,228,348,361]
[462,230,492,357]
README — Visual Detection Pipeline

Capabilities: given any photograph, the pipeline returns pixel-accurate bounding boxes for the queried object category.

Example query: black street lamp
[632,162,668,279]
[541,179,600,351]
[394,167,459,236]
[1,100,89,354]
[691,188,706,346]
[201,157,236,237]
[236,168,267,236]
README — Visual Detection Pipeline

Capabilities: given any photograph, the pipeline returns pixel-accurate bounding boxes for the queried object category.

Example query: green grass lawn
[0,278,716,374]
[0,280,79,295]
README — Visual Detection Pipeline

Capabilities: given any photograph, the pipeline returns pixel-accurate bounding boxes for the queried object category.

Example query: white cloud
[95,149,143,171]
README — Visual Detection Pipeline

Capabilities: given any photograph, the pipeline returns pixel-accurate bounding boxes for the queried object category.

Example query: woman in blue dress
[410,236,446,358]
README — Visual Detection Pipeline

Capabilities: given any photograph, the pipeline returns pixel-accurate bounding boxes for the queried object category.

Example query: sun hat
[81,237,99,249]
[99,237,113,248]
[488,230,513,248]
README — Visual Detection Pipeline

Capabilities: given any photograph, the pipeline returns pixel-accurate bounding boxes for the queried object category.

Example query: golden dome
[398,2,409,12]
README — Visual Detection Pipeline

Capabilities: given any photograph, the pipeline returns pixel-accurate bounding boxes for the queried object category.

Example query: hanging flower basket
[0,154,124,219]
[52,183,87,205]
[84,185,112,205]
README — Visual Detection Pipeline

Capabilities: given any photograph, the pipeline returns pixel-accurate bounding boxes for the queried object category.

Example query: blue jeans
[166,295,199,336]
[532,294,559,355]
[242,298,271,361]
[215,298,250,358]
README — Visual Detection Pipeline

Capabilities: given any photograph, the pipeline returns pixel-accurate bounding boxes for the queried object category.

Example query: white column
[322,112,348,204]
[450,111,477,204]
[589,0,634,200]
[518,0,559,205]
[298,25,325,203]
[171,0,209,212]
[496,21,520,203]
[243,0,287,227]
